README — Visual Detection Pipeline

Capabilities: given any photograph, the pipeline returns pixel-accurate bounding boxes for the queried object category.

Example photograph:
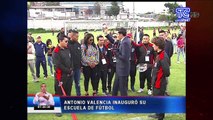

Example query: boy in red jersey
[148,37,170,120]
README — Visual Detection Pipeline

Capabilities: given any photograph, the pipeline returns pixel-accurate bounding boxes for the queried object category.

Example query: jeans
[47,56,53,74]
[177,47,185,62]
[72,68,81,96]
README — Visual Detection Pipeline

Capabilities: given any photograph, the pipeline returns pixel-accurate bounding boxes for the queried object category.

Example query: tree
[164,2,180,24]
[94,2,101,17]
[27,2,31,18]
[145,12,153,14]
[27,2,31,10]
[109,2,120,19]
[105,9,112,19]
[158,14,169,21]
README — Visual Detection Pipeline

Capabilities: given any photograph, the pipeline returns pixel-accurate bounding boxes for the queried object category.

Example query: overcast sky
[123,2,186,14]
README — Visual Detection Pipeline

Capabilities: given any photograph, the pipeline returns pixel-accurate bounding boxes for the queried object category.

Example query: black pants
[107,66,116,93]
[82,66,98,92]
[153,86,166,120]
[54,74,73,96]
[35,57,47,78]
[97,69,107,93]
[128,63,136,89]
[139,68,152,90]
[112,74,128,96]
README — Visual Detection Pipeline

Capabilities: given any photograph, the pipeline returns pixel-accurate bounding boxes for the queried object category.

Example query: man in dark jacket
[57,27,65,43]
[52,36,73,96]
[105,32,120,94]
[112,28,131,96]
[136,34,155,95]
[34,35,48,79]
[159,30,173,66]
[67,29,81,96]
[148,37,170,120]
[96,35,108,96]
[159,30,173,96]
[126,33,138,92]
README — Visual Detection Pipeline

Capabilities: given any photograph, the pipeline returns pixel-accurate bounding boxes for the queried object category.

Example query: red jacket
[152,50,170,89]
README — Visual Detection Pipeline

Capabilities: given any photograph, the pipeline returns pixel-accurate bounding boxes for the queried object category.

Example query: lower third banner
[59,96,185,113]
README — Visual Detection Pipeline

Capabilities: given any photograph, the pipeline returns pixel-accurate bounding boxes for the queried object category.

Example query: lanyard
[99,46,106,59]
[143,44,148,53]
[143,44,151,56]
[112,43,118,56]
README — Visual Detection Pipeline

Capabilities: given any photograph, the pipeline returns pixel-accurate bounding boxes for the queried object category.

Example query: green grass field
[28,29,186,120]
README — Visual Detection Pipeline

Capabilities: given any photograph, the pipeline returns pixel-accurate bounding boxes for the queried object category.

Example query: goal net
[64,20,139,42]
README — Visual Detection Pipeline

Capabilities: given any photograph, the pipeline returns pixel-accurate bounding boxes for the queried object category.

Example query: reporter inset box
[28,96,61,113]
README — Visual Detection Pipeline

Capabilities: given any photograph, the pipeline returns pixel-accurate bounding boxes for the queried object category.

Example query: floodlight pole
[64,22,67,35]
[133,2,135,21]
[133,2,139,42]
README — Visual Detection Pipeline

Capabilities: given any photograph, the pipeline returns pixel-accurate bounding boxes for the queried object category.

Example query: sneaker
[44,77,47,80]
[131,87,136,92]
[93,92,97,96]
[165,92,170,96]
[137,88,144,93]
[85,93,89,96]
[102,92,108,96]
[148,89,152,95]
[33,79,39,83]
[51,74,54,77]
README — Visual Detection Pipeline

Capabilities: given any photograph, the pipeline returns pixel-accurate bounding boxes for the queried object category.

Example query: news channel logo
[175,7,191,22]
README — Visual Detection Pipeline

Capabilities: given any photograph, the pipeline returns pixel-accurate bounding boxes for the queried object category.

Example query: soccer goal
[64,20,140,42]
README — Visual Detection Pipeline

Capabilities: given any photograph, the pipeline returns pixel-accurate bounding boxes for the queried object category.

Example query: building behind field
[28,2,124,20]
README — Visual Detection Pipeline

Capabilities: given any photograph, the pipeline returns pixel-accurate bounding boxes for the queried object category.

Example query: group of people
[27,26,186,96]
[28,26,187,120]
[51,28,172,98]
[156,26,186,64]
[27,33,55,82]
